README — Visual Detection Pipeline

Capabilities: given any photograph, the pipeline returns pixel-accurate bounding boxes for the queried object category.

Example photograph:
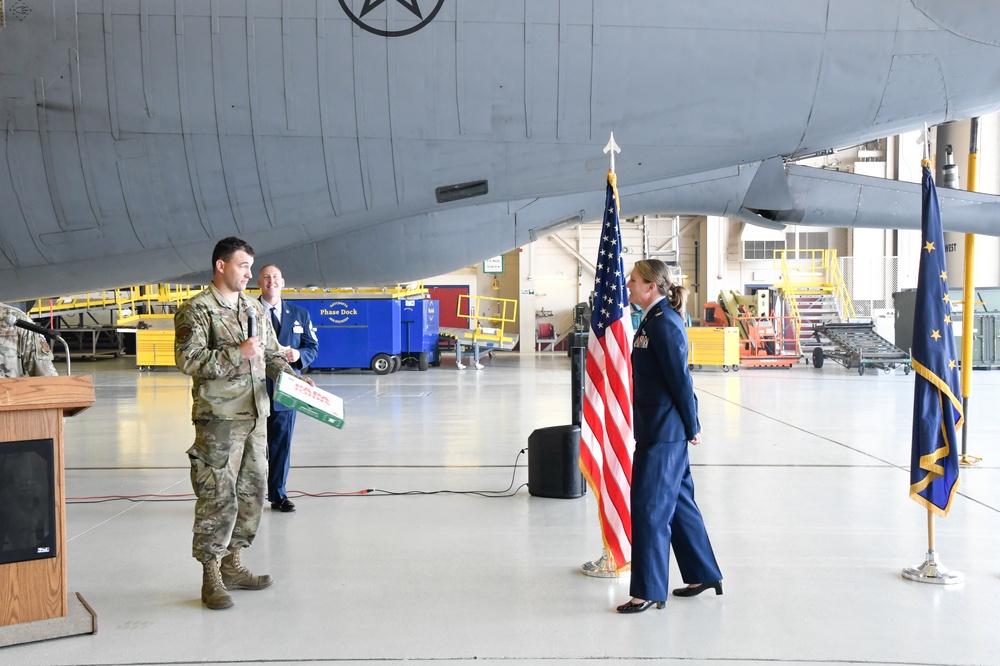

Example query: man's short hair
[212,237,255,267]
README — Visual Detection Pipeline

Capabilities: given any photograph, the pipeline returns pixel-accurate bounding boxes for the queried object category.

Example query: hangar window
[743,240,785,260]
[786,231,829,251]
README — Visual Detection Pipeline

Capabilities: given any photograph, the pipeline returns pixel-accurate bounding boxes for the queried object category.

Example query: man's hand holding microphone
[241,307,314,386]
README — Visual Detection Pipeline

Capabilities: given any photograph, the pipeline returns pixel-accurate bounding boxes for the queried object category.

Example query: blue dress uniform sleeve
[291,305,319,371]
[645,307,700,441]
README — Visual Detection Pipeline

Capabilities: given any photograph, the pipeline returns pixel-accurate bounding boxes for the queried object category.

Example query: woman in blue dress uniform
[617,259,723,614]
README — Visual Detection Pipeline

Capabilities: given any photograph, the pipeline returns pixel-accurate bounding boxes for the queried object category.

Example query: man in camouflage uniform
[0,303,58,378]
[174,236,313,610]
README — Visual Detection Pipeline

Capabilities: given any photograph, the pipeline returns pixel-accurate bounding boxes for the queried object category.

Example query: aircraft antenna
[603,132,621,174]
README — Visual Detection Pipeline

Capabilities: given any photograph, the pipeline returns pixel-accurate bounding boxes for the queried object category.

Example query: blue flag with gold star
[909,164,963,516]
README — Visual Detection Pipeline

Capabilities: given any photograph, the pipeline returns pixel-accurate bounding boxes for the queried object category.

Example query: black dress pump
[672,581,723,597]
[616,599,666,613]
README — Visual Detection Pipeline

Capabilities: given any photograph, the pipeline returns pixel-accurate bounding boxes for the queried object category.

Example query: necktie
[270,307,281,335]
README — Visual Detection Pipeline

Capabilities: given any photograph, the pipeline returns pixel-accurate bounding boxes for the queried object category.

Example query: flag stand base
[959,453,982,466]
[902,550,963,585]
[580,553,619,578]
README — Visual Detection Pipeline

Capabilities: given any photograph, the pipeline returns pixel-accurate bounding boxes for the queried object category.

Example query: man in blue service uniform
[257,264,319,513]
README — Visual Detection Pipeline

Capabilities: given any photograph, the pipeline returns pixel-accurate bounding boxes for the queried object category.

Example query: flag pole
[960,117,982,466]
[604,131,621,174]
[580,131,627,579]
[902,139,963,585]
[902,510,962,584]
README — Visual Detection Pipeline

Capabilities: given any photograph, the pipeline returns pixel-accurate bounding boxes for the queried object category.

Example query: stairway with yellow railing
[773,249,856,356]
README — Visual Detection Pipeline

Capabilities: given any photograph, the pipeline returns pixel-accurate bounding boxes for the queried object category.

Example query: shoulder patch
[176,324,193,343]
[40,339,51,353]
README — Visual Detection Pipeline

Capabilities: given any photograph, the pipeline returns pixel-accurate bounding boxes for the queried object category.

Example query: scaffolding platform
[811,321,911,375]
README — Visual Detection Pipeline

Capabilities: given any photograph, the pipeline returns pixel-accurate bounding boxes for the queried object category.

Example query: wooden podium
[0,375,96,646]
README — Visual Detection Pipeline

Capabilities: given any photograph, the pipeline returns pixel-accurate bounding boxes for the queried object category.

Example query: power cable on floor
[66,448,529,504]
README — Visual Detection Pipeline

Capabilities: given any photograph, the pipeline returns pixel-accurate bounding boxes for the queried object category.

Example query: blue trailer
[292,298,402,374]
[400,299,440,370]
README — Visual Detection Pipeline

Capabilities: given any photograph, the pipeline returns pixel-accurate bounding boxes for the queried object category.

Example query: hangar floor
[5,353,1000,666]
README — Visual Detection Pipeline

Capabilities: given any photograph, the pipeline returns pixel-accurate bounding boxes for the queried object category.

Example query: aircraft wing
[730,163,1000,234]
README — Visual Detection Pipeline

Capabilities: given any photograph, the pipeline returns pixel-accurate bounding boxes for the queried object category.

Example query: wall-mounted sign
[483,256,504,274]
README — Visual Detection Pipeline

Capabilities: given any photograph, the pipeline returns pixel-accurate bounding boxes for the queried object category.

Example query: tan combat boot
[220,547,273,590]
[201,558,234,610]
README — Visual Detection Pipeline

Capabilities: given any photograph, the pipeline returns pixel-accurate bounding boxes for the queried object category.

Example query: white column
[518,245,536,352]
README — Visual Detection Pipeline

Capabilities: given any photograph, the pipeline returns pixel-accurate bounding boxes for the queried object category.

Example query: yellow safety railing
[245,283,430,300]
[28,284,204,325]
[456,294,518,343]
[29,282,429,327]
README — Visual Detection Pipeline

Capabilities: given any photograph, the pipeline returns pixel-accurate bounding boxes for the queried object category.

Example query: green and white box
[275,372,345,429]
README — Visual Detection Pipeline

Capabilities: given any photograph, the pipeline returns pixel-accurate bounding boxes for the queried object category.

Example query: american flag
[580,170,635,572]
[909,163,962,516]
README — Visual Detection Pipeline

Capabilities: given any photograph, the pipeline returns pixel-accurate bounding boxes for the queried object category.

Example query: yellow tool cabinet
[131,315,177,369]
[686,326,740,372]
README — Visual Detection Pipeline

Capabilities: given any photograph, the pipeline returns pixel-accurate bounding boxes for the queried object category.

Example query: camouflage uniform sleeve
[24,333,58,376]
[174,300,243,378]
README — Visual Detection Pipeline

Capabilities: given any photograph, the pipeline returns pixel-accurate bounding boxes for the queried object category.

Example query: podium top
[0,375,95,416]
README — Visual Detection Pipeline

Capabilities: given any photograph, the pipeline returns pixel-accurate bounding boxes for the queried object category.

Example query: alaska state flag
[909,164,963,516]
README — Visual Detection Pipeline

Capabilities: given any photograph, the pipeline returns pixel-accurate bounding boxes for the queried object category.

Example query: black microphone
[4,314,59,340]
[247,306,257,338]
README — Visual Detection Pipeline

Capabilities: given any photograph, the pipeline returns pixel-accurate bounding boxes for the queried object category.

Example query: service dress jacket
[631,299,700,444]
[262,299,320,412]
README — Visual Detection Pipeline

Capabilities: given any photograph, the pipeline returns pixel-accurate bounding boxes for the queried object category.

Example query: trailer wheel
[904,365,911,376]
[391,356,401,372]
[418,352,429,371]
[812,347,824,369]
[371,353,393,375]
[732,365,740,372]
[722,365,729,373]
[858,364,865,375]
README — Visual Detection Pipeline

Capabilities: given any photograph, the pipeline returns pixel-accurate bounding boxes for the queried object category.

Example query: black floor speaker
[527,424,586,499]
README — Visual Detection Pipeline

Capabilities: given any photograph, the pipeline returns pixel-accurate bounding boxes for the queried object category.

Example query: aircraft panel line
[140,0,154,118]
[245,0,278,229]
[282,0,295,131]
[351,20,372,210]
[102,0,121,141]
[316,0,341,217]
[556,0,567,141]
[524,1,533,138]
[387,1,401,205]
[69,46,105,236]
[1,122,29,266]
[590,0,600,142]
[455,0,466,137]
[116,162,149,250]
[175,0,215,239]
[210,1,243,233]
[34,76,70,235]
